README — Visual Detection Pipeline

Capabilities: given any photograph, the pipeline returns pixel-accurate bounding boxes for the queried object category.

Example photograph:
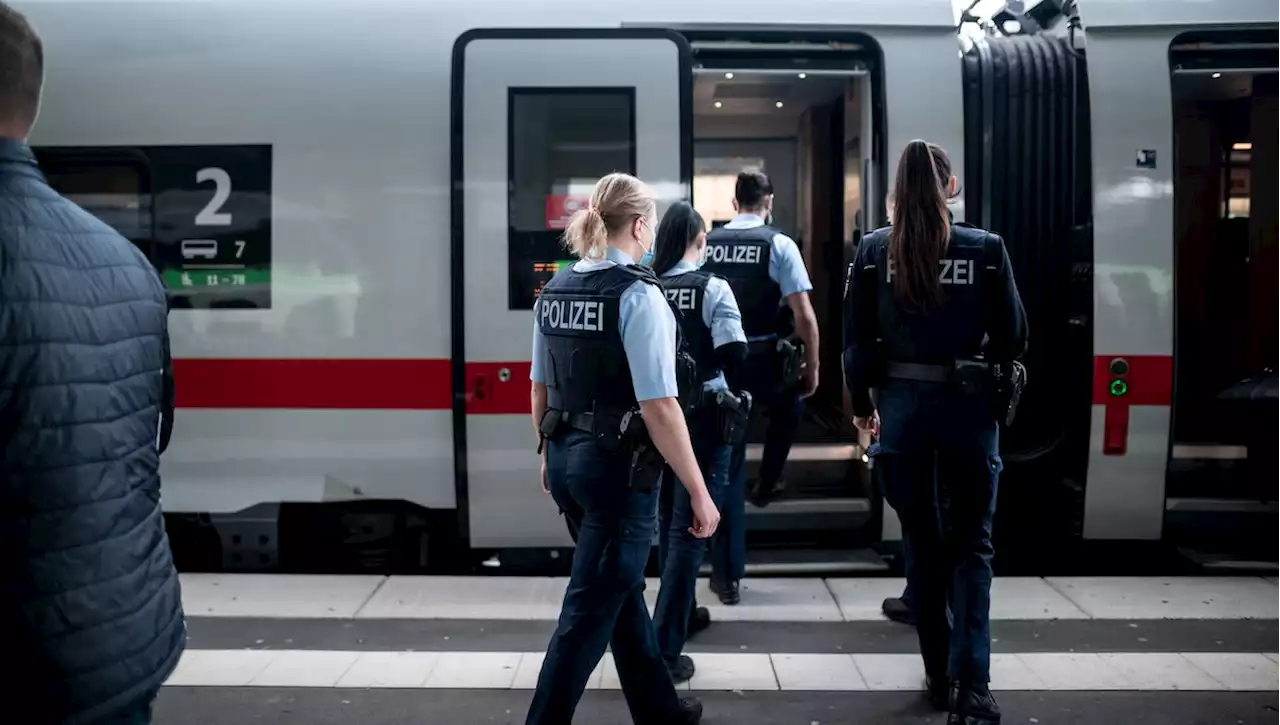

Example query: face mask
[637,220,655,266]
[695,244,708,269]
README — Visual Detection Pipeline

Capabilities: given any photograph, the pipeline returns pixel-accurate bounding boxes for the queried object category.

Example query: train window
[35,145,274,309]
[38,152,154,258]
[507,88,636,310]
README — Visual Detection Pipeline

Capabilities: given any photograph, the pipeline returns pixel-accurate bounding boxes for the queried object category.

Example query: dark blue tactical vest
[702,225,790,339]
[864,223,998,365]
[538,265,641,414]
[659,270,720,383]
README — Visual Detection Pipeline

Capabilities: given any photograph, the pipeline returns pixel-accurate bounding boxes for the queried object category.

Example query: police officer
[701,170,819,605]
[526,173,719,725]
[649,201,748,684]
[843,141,1027,725]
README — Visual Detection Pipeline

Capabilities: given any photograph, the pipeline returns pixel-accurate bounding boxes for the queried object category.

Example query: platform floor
[157,575,1279,724]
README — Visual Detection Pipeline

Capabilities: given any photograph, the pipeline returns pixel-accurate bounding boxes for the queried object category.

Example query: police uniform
[527,246,692,725]
[652,259,746,674]
[700,213,813,599]
[842,222,1028,720]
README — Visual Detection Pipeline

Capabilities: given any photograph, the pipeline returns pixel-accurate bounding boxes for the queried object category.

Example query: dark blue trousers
[711,355,802,584]
[527,430,683,725]
[876,381,1001,683]
[900,536,917,610]
[653,414,733,663]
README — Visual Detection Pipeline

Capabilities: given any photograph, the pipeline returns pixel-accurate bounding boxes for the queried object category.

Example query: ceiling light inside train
[775,101,784,108]
[798,73,807,79]
[1212,72,1222,78]
[714,101,723,108]
[725,72,734,79]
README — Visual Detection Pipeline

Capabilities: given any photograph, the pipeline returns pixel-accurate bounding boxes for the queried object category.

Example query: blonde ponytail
[562,206,609,259]
[560,172,655,259]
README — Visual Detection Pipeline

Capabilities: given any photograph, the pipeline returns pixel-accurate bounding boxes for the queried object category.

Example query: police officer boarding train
[843,141,1028,725]
[526,173,719,725]
[648,201,749,685]
[700,171,820,606]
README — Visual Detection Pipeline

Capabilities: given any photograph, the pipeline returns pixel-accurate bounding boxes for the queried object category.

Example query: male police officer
[701,170,819,605]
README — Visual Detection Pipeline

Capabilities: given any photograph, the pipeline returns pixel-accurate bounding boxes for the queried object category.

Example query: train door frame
[449,28,694,553]
[1079,3,1279,543]
[1164,31,1279,546]
[680,37,895,558]
[688,64,882,532]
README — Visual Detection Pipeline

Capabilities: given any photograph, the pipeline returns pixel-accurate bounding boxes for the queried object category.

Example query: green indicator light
[1109,379,1128,397]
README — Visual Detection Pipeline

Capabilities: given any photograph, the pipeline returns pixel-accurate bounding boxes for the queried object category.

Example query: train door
[451,29,692,550]
[1164,32,1278,561]
[687,39,887,569]
[1080,0,1278,551]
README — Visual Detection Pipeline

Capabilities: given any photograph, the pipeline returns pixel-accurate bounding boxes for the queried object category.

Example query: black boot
[748,477,787,508]
[667,654,696,684]
[924,674,950,711]
[676,697,704,724]
[712,579,740,605]
[688,606,712,637]
[947,680,1001,725]
[881,597,915,625]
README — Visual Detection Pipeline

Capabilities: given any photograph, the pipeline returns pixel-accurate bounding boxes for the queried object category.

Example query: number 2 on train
[194,167,233,226]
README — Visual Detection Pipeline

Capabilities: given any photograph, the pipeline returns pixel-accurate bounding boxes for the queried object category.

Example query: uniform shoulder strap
[683,269,714,289]
[615,263,662,288]
[615,264,693,350]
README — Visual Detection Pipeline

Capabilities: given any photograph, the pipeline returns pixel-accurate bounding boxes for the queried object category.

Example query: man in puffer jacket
[1,3,186,723]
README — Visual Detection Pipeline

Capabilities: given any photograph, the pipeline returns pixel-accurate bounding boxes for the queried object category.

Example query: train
[15,0,1278,574]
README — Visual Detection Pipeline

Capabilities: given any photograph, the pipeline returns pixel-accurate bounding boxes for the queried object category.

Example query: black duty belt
[884,361,953,383]
[563,412,595,434]
[747,339,777,356]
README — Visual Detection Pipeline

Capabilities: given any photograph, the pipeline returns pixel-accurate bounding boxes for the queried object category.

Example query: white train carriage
[13,0,1277,572]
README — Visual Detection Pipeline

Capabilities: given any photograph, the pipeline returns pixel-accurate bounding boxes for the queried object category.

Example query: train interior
[688,41,886,570]
[1166,32,1278,559]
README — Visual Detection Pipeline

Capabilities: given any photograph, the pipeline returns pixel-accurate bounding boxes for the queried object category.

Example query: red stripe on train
[1091,354,1173,406]
[173,358,453,410]
[174,355,1171,412]
[172,358,536,412]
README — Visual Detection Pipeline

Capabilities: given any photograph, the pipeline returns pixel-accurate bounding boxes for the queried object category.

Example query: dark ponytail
[652,201,706,276]
[888,140,953,312]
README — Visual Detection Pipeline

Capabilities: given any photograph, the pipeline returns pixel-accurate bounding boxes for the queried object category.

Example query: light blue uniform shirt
[660,259,746,393]
[722,213,814,298]
[530,246,679,402]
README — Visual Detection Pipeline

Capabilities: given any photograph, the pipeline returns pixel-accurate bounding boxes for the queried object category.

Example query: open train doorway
[688,41,884,569]
[1167,32,1277,560]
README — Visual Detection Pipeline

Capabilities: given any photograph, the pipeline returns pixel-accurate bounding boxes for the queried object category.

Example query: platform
[159,575,1280,724]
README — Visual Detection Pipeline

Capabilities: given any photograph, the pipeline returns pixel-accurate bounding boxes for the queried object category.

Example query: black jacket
[0,138,185,723]
[843,223,1029,418]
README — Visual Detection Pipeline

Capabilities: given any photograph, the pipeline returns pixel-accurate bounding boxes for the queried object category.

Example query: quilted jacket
[0,137,185,724]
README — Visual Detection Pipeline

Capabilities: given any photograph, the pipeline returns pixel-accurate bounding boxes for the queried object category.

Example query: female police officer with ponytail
[843,141,1027,725]
[648,201,748,684]
[527,173,718,725]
